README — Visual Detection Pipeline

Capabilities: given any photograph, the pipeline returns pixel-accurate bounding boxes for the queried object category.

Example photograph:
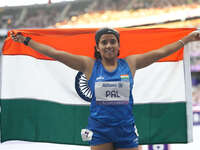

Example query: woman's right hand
[11,32,26,43]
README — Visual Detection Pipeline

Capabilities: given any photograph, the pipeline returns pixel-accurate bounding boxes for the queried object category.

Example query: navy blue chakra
[75,72,92,102]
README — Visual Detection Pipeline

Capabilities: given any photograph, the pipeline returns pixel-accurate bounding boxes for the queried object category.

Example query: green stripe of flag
[0,99,187,144]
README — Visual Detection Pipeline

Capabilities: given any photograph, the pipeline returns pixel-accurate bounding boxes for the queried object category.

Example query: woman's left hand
[186,30,200,42]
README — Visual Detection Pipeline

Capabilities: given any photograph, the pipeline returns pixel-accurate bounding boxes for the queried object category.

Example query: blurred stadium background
[0,0,200,150]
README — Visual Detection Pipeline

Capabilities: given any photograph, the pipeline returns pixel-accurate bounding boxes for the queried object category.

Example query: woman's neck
[101,58,118,72]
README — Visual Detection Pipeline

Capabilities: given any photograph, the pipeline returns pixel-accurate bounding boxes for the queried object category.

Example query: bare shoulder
[125,55,137,68]
[83,56,95,67]
[82,56,95,80]
[124,55,137,77]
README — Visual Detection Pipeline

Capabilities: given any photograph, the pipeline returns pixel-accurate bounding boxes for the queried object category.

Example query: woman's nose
[105,42,111,48]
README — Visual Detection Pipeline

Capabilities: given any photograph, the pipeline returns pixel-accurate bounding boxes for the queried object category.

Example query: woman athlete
[11,28,200,150]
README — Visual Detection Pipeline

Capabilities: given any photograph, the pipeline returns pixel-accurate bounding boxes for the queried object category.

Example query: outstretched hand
[11,32,25,43]
[187,30,200,42]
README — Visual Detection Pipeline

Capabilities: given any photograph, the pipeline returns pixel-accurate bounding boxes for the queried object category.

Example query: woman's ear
[96,45,100,52]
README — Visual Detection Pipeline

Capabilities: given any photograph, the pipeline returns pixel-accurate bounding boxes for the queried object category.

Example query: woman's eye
[101,39,116,45]
[102,40,107,45]
[110,39,116,44]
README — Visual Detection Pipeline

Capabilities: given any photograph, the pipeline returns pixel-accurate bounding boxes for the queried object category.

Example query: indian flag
[120,74,129,80]
[0,28,195,145]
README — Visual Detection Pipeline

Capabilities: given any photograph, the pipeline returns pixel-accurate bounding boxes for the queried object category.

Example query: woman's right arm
[11,32,94,78]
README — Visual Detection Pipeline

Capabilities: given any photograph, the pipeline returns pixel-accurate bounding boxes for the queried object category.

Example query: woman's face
[97,34,119,60]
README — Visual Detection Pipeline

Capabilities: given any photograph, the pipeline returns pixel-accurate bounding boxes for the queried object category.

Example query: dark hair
[94,28,120,59]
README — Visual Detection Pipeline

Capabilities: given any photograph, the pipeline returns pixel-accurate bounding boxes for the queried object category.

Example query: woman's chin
[104,54,117,60]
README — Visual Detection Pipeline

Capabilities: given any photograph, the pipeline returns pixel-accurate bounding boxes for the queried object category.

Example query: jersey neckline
[100,59,119,74]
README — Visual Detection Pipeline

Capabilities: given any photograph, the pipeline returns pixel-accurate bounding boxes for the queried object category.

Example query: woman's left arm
[126,30,200,70]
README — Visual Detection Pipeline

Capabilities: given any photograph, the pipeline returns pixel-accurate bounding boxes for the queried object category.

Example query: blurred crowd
[189,42,200,104]
[0,0,200,29]
[57,4,200,28]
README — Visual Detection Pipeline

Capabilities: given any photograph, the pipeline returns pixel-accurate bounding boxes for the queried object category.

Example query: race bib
[95,81,130,105]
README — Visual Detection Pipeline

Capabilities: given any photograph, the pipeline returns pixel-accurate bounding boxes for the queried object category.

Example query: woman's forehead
[100,34,117,40]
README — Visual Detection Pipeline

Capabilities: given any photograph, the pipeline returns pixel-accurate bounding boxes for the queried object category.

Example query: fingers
[189,30,200,41]
[11,32,23,42]
[193,30,200,38]
[11,32,18,41]
[196,31,200,38]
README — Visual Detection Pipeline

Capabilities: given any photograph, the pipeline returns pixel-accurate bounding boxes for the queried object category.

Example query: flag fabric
[0,28,195,145]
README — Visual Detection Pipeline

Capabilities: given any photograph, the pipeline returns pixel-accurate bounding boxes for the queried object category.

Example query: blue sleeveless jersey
[88,59,135,126]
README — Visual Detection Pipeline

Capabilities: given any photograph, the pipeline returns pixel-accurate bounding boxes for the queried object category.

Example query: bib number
[95,81,130,105]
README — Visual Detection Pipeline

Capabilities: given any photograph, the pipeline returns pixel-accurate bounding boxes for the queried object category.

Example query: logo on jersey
[96,76,104,81]
[120,74,129,81]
